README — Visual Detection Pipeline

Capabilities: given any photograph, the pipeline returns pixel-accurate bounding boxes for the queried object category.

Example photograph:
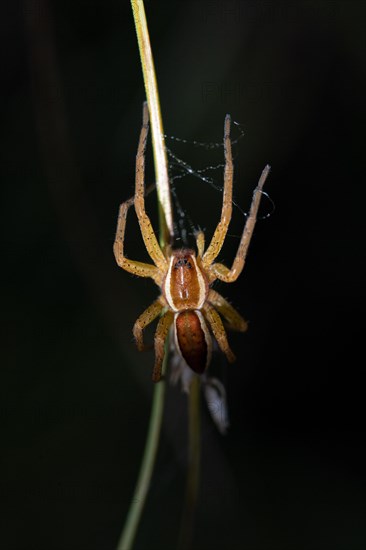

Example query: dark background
[1,1,365,549]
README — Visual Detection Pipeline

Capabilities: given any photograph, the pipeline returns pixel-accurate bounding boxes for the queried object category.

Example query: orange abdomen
[174,310,211,374]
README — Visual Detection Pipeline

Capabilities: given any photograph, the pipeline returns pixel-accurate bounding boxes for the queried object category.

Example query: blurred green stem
[178,375,201,549]
[116,354,168,550]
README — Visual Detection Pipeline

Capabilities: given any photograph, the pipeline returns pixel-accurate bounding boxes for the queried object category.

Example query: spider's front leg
[114,103,169,286]
[208,164,271,283]
[195,230,205,258]
[202,114,234,269]
[113,197,162,284]
[134,102,168,270]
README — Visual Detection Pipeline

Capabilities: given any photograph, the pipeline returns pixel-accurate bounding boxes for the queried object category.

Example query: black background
[1,1,365,549]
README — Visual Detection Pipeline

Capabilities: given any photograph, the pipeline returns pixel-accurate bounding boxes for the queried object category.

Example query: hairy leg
[202,114,233,268]
[195,230,205,258]
[208,289,248,332]
[113,197,161,283]
[208,164,271,283]
[132,297,166,351]
[153,310,174,382]
[134,103,167,270]
[203,303,236,363]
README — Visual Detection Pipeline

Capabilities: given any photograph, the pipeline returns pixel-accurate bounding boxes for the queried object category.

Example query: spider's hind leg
[202,303,236,364]
[153,310,174,382]
[208,289,248,332]
[133,297,166,351]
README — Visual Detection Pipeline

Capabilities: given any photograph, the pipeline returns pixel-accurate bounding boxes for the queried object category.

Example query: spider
[114,103,270,382]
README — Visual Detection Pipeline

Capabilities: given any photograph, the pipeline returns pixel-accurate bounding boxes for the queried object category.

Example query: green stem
[178,375,201,549]
[130,0,173,246]
[116,354,168,550]
[116,2,173,549]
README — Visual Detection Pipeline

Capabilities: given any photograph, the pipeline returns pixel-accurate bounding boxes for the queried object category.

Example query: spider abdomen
[174,310,212,374]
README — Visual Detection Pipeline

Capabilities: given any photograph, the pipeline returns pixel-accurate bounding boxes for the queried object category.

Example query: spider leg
[195,230,205,258]
[133,296,167,351]
[134,103,168,270]
[208,164,271,283]
[202,114,233,269]
[202,303,236,363]
[113,197,162,285]
[153,310,174,382]
[208,289,248,332]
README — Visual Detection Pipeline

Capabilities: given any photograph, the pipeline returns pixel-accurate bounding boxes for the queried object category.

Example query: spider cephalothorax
[163,249,208,311]
[114,103,270,382]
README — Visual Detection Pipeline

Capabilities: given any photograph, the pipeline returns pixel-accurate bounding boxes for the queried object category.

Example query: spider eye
[174,258,192,269]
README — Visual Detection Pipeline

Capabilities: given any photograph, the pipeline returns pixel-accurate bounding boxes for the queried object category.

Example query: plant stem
[116,353,168,550]
[117,0,173,550]
[178,375,201,549]
[130,0,173,246]
[116,2,173,549]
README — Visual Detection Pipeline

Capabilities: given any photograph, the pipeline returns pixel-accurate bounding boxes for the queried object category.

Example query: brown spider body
[174,310,211,374]
[114,103,270,382]
[163,249,208,311]
[163,249,211,373]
